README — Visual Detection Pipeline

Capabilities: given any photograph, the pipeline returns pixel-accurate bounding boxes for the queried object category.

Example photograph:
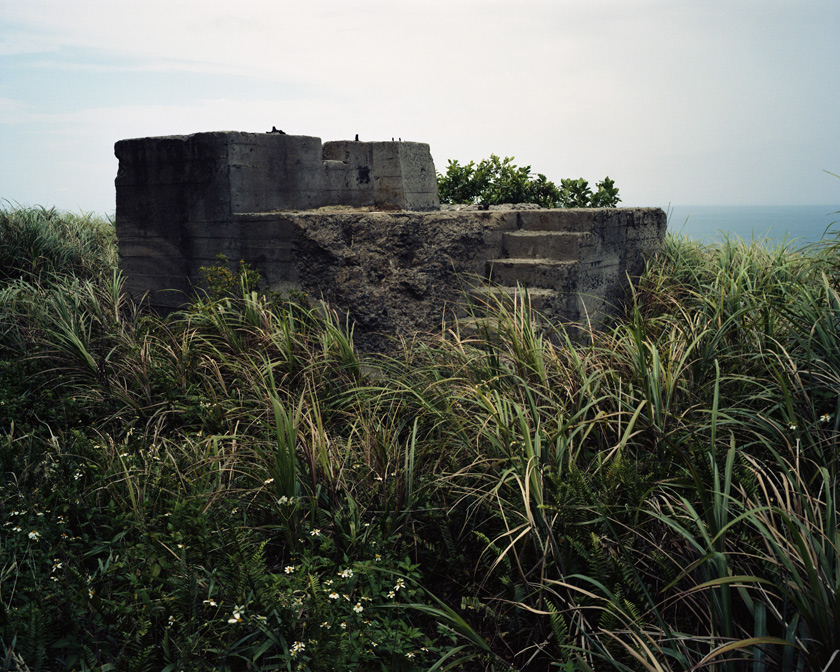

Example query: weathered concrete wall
[115,131,666,350]
[115,131,441,306]
[118,204,666,350]
[115,131,439,216]
[321,140,439,210]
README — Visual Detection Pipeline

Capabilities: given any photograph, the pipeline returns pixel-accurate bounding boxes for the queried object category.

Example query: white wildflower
[290,641,305,657]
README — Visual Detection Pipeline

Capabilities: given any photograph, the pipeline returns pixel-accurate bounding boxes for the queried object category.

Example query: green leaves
[436,155,621,208]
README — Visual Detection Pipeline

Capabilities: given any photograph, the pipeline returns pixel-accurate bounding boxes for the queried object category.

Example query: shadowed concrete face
[114,131,666,350]
[114,131,440,215]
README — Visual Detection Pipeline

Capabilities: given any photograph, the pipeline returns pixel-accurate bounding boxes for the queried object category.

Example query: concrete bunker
[115,131,666,350]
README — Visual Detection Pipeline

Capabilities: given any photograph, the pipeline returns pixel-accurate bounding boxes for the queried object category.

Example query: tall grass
[0,204,116,284]
[1,205,839,671]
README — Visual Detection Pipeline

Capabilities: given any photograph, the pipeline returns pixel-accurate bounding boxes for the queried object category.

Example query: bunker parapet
[115,131,666,350]
[115,131,439,216]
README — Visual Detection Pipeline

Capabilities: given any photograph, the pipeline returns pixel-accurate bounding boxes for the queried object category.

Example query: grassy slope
[1,205,839,671]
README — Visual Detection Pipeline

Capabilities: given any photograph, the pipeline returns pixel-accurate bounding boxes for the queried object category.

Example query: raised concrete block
[228,134,324,212]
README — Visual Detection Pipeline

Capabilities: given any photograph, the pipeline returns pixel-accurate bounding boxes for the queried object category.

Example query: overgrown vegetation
[1,203,839,671]
[436,155,620,207]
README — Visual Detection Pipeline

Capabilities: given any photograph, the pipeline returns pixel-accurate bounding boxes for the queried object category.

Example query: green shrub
[436,154,621,207]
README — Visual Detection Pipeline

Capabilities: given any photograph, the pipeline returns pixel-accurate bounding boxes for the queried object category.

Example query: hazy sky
[1,0,839,214]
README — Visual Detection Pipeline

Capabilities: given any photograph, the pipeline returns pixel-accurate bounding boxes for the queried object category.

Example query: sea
[665,205,840,248]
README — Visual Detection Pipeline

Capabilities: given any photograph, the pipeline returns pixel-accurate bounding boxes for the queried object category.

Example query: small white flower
[227,611,244,624]
[203,599,218,607]
[28,530,40,541]
[264,477,274,485]
[12,526,22,532]
[789,423,797,431]
[405,651,416,659]
[821,414,832,423]
[284,565,296,574]
[277,496,289,505]
[338,568,353,578]
[328,592,339,600]
[88,588,95,598]
[387,590,396,599]
[310,529,321,537]
[374,553,381,562]
[394,578,406,591]
[339,621,347,629]
[353,602,363,613]
[321,621,331,629]
[290,641,305,657]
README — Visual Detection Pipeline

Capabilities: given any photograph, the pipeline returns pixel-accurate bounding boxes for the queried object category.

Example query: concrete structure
[115,131,666,349]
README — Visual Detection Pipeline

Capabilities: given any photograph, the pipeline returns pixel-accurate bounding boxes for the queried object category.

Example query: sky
[1,0,839,215]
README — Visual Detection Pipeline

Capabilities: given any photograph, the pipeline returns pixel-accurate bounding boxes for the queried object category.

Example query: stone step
[468,285,557,313]
[453,314,548,339]
[502,230,596,260]
[485,258,578,290]
[516,209,596,232]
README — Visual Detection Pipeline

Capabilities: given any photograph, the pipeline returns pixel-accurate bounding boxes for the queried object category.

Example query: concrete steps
[464,227,592,332]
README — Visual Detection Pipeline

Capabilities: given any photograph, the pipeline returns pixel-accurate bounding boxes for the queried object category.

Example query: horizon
[2,1,839,215]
